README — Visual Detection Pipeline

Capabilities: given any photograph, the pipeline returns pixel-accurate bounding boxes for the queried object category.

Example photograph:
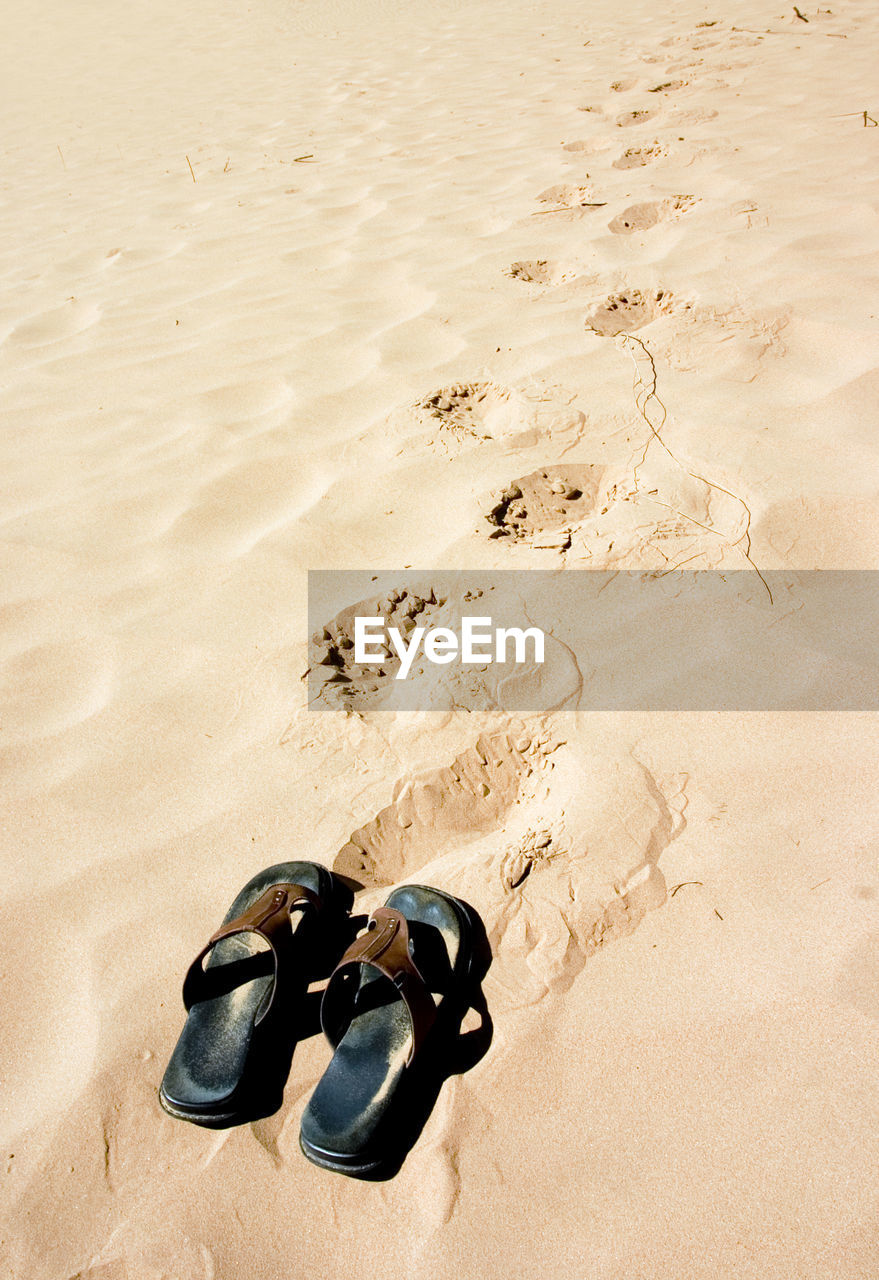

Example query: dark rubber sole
[297,1135,385,1176]
[158,1090,241,1128]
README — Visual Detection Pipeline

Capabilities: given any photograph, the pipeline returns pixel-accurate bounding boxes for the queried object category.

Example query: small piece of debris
[670,880,703,897]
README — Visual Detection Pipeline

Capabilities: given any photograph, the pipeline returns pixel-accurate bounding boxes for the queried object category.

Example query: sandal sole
[299,886,483,1174]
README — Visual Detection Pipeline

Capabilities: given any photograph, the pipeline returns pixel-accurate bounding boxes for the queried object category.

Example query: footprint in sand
[584,281,785,378]
[613,142,669,169]
[608,200,667,234]
[507,259,582,287]
[484,465,605,549]
[309,578,580,714]
[416,382,516,443]
[585,287,690,334]
[309,584,448,708]
[535,183,605,214]
[334,731,544,886]
[396,379,583,458]
[608,195,698,234]
[648,78,687,94]
[615,108,657,128]
[335,731,682,1006]
[419,377,587,446]
[609,78,639,93]
[537,183,591,204]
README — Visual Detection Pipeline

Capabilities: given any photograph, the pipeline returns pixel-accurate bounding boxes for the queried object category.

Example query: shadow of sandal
[299,887,492,1178]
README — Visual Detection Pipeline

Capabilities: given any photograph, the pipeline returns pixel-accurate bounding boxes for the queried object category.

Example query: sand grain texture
[2,0,879,1276]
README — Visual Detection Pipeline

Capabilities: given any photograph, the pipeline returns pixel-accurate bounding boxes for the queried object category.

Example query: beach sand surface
[2,0,879,1275]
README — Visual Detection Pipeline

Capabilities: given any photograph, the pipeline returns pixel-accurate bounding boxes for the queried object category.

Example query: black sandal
[159,861,351,1127]
[299,883,480,1175]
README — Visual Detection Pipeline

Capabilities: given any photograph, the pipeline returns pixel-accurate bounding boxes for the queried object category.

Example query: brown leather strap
[182,882,320,1017]
[320,906,437,1066]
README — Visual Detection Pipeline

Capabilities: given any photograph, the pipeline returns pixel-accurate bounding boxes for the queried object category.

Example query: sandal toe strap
[320,907,437,1066]
[182,882,320,1014]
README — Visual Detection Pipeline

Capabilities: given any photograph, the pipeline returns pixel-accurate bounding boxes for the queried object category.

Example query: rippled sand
[3,0,879,1275]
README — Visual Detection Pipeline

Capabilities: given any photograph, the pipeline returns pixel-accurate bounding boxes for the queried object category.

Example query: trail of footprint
[311,580,581,716]
[309,583,448,709]
[484,465,605,549]
[608,195,698,234]
[505,46,766,577]
[647,78,687,94]
[614,108,657,128]
[402,378,583,458]
[334,730,550,886]
[532,183,607,218]
[334,732,684,1008]
[416,382,522,445]
[613,142,669,169]
[584,287,689,333]
[507,259,583,287]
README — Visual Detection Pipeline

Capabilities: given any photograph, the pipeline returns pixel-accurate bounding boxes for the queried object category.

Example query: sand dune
[3,0,879,1275]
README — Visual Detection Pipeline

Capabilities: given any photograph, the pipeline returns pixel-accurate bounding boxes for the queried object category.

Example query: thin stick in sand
[670,881,704,897]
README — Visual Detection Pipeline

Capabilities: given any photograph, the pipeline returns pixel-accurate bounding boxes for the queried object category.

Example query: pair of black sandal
[159,861,484,1176]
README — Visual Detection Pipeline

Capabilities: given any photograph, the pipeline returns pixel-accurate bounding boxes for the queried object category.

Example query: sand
[2,0,879,1275]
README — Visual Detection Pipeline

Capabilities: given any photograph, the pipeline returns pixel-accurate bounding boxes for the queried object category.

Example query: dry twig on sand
[587,324,774,601]
[532,203,607,214]
[732,24,846,36]
[830,111,878,124]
